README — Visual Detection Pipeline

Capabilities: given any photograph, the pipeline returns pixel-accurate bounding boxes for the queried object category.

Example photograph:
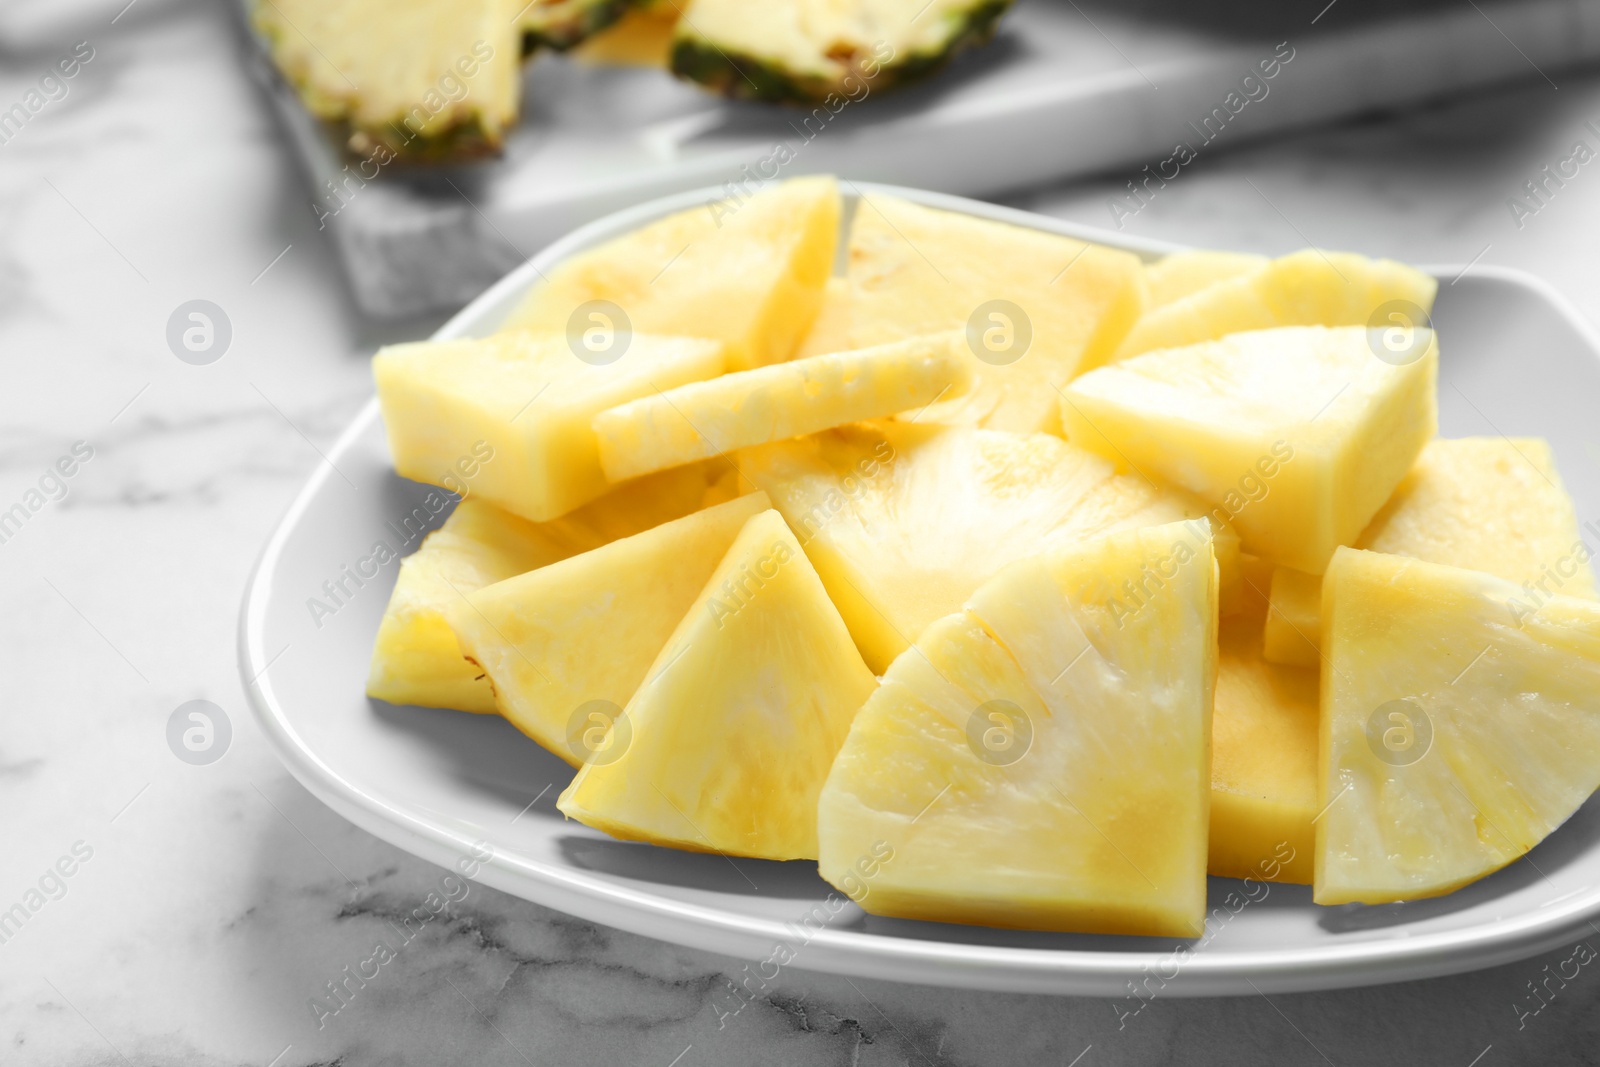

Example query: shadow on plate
[369,697,575,810]
[558,835,833,900]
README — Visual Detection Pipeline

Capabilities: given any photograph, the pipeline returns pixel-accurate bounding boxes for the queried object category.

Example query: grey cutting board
[239,0,1600,318]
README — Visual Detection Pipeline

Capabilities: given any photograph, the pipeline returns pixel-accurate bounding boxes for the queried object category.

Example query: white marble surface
[4,1,1600,1064]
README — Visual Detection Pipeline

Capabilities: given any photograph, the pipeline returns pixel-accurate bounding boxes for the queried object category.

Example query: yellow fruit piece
[593,334,971,481]
[840,193,1145,432]
[1209,557,1318,884]
[501,176,840,370]
[1317,548,1600,905]
[1062,325,1437,574]
[557,509,877,859]
[1115,248,1438,361]
[741,422,1237,673]
[817,521,1217,936]
[794,277,855,359]
[1145,250,1269,307]
[366,465,715,711]
[449,492,770,762]
[374,331,724,522]
[572,2,680,66]
[1264,437,1598,666]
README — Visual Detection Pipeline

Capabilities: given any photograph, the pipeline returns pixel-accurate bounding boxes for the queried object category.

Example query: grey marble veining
[5,1,1600,1064]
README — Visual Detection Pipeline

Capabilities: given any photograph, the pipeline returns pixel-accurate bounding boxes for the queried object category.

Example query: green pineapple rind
[521,0,639,53]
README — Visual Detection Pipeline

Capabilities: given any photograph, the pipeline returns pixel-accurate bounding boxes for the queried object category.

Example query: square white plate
[239,183,1600,996]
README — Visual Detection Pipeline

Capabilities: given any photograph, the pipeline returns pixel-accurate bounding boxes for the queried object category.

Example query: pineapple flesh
[1062,325,1438,575]
[1145,250,1268,308]
[817,521,1218,936]
[502,177,841,371]
[1317,548,1600,905]
[557,509,878,860]
[592,334,971,481]
[838,194,1146,433]
[521,0,636,51]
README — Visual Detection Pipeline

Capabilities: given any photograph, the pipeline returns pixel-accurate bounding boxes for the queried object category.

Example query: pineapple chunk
[557,509,877,860]
[1062,325,1437,574]
[593,334,970,481]
[449,492,770,762]
[840,193,1145,432]
[366,465,715,711]
[373,331,724,522]
[740,422,1237,673]
[1209,558,1318,884]
[501,176,840,370]
[1264,437,1597,666]
[1317,548,1600,905]
[1145,250,1268,308]
[1115,248,1437,361]
[817,521,1217,936]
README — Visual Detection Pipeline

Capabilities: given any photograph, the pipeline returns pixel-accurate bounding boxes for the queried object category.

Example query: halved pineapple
[1264,437,1596,666]
[373,331,724,522]
[592,334,970,480]
[557,509,877,860]
[1114,249,1437,362]
[449,492,769,761]
[1062,325,1437,575]
[839,193,1146,433]
[1145,250,1268,308]
[501,177,840,370]
[366,464,714,711]
[817,520,1217,936]
[669,0,1013,103]
[740,422,1238,673]
[253,0,523,160]
[1317,548,1600,905]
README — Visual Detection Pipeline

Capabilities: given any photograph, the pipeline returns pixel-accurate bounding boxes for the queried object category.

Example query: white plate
[239,183,1600,996]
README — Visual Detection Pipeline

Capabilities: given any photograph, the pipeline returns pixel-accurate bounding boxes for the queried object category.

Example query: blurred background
[5,0,1600,1062]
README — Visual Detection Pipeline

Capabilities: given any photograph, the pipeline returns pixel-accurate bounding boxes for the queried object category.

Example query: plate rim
[238,180,1600,997]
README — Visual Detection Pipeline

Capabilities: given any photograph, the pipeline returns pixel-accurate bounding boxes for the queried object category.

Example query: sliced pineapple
[374,331,724,522]
[1317,548,1600,905]
[593,334,970,481]
[670,0,1013,103]
[1115,249,1437,362]
[740,422,1237,673]
[557,509,877,860]
[817,520,1217,936]
[1145,250,1268,308]
[840,193,1146,433]
[367,465,714,711]
[502,177,840,370]
[449,492,769,761]
[1062,325,1437,575]
[253,0,523,160]
[521,0,635,51]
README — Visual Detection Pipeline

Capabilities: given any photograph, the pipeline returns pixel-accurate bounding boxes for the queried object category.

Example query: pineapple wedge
[740,422,1237,674]
[373,331,724,522]
[502,177,840,370]
[1145,250,1268,308]
[557,509,877,860]
[1317,548,1600,905]
[366,464,714,711]
[840,193,1145,433]
[817,521,1218,936]
[449,492,769,762]
[1264,437,1596,666]
[593,334,970,481]
[1062,325,1437,575]
[1115,248,1437,362]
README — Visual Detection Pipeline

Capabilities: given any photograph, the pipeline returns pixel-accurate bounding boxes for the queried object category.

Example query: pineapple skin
[521,0,637,52]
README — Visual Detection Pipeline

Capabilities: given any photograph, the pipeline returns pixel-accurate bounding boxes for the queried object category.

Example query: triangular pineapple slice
[501,176,840,370]
[1316,548,1600,905]
[817,520,1218,936]
[366,465,718,712]
[593,334,969,481]
[1062,325,1437,574]
[741,421,1238,673]
[839,193,1145,432]
[1145,250,1268,308]
[1115,248,1437,361]
[1263,436,1597,666]
[448,492,769,763]
[557,509,877,860]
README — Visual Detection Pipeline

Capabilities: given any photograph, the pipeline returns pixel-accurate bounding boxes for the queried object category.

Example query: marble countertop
[4,1,1600,1063]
